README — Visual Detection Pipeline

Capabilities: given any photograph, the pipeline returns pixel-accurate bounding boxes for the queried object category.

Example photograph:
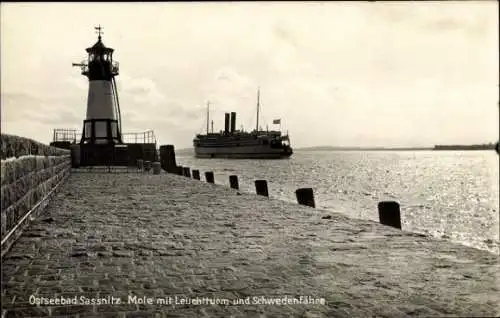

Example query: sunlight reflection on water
[177,150,499,253]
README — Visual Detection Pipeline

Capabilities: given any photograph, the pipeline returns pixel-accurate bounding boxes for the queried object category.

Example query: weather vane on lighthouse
[95,25,103,40]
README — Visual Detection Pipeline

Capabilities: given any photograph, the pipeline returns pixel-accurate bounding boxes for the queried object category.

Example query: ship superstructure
[193,88,293,159]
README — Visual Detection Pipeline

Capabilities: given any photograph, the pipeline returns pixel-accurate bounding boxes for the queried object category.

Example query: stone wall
[1,134,71,257]
[1,134,69,159]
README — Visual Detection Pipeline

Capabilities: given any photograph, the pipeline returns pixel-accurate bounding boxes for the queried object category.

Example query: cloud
[366,1,496,37]
[118,73,166,107]
[273,21,299,50]
[26,108,81,126]
[114,72,206,142]
[202,67,256,108]
[1,91,82,144]
[2,92,81,124]
[64,75,88,92]
[1,2,498,148]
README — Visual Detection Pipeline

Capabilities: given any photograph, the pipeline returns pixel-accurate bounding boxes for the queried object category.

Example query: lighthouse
[49,26,158,167]
[72,25,122,145]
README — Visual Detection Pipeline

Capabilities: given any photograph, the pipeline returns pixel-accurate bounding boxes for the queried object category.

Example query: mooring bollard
[378,201,402,229]
[137,159,144,170]
[70,144,80,168]
[183,167,191,178]
[295,188,315,208]
[255,180,269,197]
[159,144,178,173]
[144,161,152,172]
[192,169,200,180]
[177,166,184,176]
[152,162,161,175]
[229,175,239,190]
[205,171,215,183]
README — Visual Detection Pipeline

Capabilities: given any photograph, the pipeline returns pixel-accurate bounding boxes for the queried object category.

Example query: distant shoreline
[433,144,496,151]
[295,147,433,151]
[296,144,496,151]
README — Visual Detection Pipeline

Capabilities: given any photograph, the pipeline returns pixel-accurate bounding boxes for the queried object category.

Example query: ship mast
[256,87,260,132]
[206,101,210,134]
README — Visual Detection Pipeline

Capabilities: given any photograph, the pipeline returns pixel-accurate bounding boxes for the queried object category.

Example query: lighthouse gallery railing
[51,128,156,145]
[122,130,157,144]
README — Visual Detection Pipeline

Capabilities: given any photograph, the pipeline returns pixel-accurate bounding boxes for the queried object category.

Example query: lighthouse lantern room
[72,25,122,145]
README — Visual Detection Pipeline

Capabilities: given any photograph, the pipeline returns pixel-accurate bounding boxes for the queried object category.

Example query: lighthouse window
[84,122,92,138]
[111,122,118,138]
[89,54,95,62]
[95,121,107,138]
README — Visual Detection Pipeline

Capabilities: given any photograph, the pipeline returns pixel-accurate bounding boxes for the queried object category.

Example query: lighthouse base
[78,143,158,166]
[50,129,159,167]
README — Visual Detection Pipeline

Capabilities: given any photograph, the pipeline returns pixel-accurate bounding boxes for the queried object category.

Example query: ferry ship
[193,88,293,159]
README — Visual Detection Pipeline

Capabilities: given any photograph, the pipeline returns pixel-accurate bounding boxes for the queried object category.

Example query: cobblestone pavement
[1,171,499,317]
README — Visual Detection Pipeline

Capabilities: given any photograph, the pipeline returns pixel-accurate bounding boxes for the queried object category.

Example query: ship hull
[194,145,292,159]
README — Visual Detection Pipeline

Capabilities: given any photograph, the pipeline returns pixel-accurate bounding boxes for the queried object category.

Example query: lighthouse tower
[73,25,122,145]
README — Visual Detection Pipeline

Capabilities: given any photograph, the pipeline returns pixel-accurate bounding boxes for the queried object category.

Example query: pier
[1,143,499,317]
[2,25,499,317]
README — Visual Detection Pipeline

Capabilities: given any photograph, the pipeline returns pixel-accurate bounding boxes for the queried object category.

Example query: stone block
[42,158,50,169]
[2,180,22,212]
[35,156,45,171]
[2,160,16,186]
[1,184,10,211]
[1,209,6,238]
[4,204,18,232]
[0,134,16,159]
[17,193,31,221]
[0,161,5,185]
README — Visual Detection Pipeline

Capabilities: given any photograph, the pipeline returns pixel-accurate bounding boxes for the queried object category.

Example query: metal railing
[51,128,157,145]
[73,59,119,76]
[122,130,157,144]
[52,129,78,143]
[111,61,119,75]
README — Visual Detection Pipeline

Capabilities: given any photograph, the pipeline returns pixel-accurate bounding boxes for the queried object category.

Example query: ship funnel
[224,113,230,133]
[230,112,236,133]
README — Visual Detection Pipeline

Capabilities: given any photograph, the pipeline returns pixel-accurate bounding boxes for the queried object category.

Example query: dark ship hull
[194,143,293,159]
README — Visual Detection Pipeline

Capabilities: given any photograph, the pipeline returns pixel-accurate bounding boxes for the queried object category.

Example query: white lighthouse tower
[72,25,122,145]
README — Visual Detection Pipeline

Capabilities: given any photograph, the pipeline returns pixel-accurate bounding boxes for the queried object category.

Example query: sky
[1,1,498,148]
